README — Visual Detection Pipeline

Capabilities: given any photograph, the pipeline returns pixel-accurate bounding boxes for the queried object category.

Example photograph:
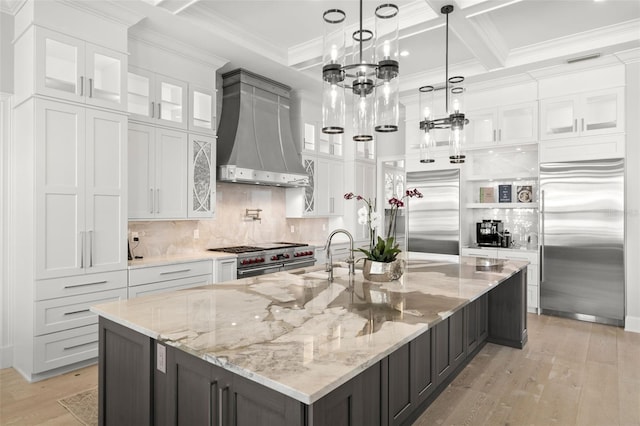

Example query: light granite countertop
[128,251,237,269]
[93,256,527,404]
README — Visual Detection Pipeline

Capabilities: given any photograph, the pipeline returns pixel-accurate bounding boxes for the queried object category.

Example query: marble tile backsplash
[129,182,329,257]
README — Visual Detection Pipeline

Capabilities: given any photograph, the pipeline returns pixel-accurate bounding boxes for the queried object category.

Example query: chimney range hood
[216,69,309,187]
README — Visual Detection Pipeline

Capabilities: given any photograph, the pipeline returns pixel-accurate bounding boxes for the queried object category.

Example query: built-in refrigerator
[406,169,460,256]
[540,158,625,326]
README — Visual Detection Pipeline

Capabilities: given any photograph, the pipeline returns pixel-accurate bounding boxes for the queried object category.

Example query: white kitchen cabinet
[35,100,127,279]
[188,134,216,218]
[540,87,624,140]
[466,101,537,147]
[286,154,344,217]
[34,27,126,110]
[189,84,217,134]
[128,123,188,220]
[127,66,188,129]
[215,258,237,283]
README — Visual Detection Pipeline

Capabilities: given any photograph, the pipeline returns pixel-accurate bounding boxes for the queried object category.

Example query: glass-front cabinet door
[540,96,578,140]
[36,28,84,103]
[157,76,188,129]
[128,69,152,120]
[466,108,497,146]
[189,85,216,134]
[581,88,624,136]
[84,44,126,110]
[188,134,216,218]
[499,101,537,144]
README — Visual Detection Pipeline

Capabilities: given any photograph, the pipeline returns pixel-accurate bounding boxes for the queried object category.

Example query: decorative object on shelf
[344,188,422,281]
[418,5,468,164]
[498,184,512,203]
[245,208,262,222]
[516,185,533,203]
[321,1,400,141]
[479,187,495,203]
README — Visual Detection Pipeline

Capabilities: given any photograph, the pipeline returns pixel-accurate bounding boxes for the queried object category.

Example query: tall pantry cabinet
[12,1,130,381]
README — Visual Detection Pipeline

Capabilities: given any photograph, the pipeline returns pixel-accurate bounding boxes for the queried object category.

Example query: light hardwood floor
[1,314,639,425]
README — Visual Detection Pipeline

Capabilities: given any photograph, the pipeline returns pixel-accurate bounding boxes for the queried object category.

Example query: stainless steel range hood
[217,69,309,187]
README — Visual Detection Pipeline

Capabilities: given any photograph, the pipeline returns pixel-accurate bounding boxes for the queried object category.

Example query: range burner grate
[209,246,262,254]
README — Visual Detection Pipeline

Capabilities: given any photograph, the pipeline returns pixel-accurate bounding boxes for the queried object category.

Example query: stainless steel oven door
[282,259,316,271]
[237,264,284,278]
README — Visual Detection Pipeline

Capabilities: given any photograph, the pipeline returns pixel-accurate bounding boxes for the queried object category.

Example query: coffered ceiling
[3,0,639,94]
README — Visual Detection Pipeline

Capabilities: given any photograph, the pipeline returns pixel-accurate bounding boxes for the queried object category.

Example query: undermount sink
[289,267,352,280]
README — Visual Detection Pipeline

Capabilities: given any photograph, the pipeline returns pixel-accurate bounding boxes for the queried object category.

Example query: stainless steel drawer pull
[89,78,93,98]
[64,280,108,289]
[63,340,98,351]
[151,102,155,118]
[159,269,191,275]
[64,309,91,316]
[79,76,84,96]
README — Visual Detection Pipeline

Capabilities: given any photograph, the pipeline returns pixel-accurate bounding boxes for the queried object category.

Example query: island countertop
[92,256,527,405]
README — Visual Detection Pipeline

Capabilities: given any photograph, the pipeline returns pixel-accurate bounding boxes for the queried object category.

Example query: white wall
[625,61,640,332]
[1,12,14,94]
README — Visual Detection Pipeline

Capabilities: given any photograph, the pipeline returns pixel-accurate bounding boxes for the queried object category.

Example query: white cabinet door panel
[36,100,85,279]
[155,129,188,218]
[128,124,155,218]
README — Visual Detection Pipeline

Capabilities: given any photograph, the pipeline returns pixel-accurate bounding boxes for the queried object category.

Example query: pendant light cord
[359,0,363,64]
[445,10,449,113]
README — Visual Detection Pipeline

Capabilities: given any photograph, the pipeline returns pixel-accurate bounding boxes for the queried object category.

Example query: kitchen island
[92,256,528,426]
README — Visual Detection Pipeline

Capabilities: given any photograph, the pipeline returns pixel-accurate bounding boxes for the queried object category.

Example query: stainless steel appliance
[407,169,460,255]
[209,243,316,278]
[476,219,504,247]
[540,158,625,326]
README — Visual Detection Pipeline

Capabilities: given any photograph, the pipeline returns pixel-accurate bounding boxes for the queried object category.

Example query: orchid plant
[344,188,423,263]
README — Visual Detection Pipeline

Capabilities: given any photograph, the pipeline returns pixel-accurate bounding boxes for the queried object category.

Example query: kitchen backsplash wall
[128,182,329,257]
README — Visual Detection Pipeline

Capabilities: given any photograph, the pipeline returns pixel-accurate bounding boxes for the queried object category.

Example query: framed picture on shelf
[516,185,533,203]
[498,185,512,203]
[480,187,495,203]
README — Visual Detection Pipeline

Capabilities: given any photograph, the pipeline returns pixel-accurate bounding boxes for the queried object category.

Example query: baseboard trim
[625,315,640,333]
[0,345,13,369]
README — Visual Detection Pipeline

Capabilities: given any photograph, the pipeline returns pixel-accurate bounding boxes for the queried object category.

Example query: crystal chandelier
[418,5,468,164]
[321,1,400,142]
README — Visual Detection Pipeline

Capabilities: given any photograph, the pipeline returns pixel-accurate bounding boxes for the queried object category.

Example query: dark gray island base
[96,260,527,426]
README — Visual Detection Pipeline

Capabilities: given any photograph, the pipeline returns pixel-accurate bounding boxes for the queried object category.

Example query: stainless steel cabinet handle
[493,129,496,142]
[540,189,545,283]
[64,280,107,289]
[158,103,162,119]
[573,118,577,132]
[63,340,97,351]
[64,308,91,316]
[159,269,191,275]
[581,118,584,132]
[156,189,160,213]
[79,76,84,96]
[89,78,93,98]
[80,231,84,268]
[498,129,502,141]
[150,188,154,214]
[151,102,155,118]
[89,230,93,267]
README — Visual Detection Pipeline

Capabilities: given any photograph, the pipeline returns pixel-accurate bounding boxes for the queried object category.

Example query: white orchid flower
[357,206,368,225]
[369,211,381,230]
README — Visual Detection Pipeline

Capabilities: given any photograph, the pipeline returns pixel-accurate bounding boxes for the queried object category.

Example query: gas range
[208,242,316,277]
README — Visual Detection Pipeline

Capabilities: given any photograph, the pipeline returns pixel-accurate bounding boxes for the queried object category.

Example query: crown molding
[0,0,24,15]
[129,26,228,70]
[58,0,146,28]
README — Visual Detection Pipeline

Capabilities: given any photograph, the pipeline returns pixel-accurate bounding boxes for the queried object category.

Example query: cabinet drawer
[497,250,538,264]
[128,260,212,286]
[36,270,127,301]
[33,324,99,373]
[461,248,498,258]
[35,288,127,336]
[128,275,211,298]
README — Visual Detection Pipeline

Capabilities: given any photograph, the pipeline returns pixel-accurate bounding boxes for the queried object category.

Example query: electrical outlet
[193,229,200,239]
[156,343,166,373]
[131,231,139,239]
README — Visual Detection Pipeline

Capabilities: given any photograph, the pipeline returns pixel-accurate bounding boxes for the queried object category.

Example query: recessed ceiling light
[400,50,410,57]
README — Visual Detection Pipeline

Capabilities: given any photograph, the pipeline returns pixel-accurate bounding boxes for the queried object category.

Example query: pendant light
[322,1,400,142]
[418,5,468,164]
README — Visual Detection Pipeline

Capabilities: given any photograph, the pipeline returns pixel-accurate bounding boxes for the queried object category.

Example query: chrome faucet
[325,229,355,281]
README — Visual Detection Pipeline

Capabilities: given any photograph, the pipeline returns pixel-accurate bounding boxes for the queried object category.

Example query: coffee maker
[476,220,504,247]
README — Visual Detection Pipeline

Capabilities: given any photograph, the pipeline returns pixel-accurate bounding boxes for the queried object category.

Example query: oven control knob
[271,255,277,261]
[259,257,265,263]
[241,259,248,265]
[284,254,290,258]
[294,252,299,257]
[248,258,255,264]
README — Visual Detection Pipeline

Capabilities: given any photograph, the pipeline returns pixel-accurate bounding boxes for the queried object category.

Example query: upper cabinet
[188,134,216,218]
[539,87,624,140]
[188,85,217,134]
[127,67,188,129]
[466,101,538,147]
[27,27,127,110]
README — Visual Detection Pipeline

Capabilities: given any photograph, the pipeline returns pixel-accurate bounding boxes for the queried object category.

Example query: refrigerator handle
[540,189,545,283]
